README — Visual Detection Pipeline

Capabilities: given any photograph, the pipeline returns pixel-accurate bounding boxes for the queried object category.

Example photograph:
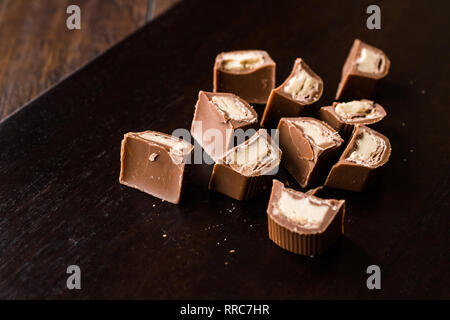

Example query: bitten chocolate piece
[191,90,258,161]
[119,131,193,204]
[336,39,390,100]
[209,129,282,200]
[261,58,323,128]
[214,50,276,104]
[278,117,343,188]
[267,180,345,257]
[325,125,391,192]
[319,99,387,138]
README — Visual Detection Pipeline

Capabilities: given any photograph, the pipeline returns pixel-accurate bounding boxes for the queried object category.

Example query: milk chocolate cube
[278,117,343,188]
[319,99,387,139]
[119,131,193,204]
[209,129,282,200]
[325,125,391,192]
[336,39,390,100]
[261,58,323,128]
[214,50,276,104]
[191,91,258,161]
[267,180,345,257]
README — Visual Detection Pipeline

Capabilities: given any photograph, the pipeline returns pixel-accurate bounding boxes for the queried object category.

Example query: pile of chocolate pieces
[119,39,392,257]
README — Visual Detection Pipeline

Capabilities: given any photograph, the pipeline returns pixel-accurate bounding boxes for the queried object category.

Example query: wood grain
[0,0,180,121]
[150,0,181,19]
[0,0,448,299]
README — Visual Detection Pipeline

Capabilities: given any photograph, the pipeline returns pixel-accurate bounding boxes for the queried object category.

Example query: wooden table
[0,0,448,299]
[0,0,179,120]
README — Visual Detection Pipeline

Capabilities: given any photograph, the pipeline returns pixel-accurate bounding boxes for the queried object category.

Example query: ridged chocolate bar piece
[267,180,345,257]
[278,117,343,188]
[214,50,276,104]
[191,90,258,161]
[119,131,193,204]
[336,39,390,100]
[209,129,282,200]
[261,58,323,128]
[325,125,391,192]
[319,99,386,139]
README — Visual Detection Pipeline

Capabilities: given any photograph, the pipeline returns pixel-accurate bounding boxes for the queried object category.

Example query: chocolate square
[191,90,258,161]
[119,131,193,204]
[278,117,343,188]
[336,39,390,100]
[261,58,323,128]
[325,125,391,192]
[267,180,345,256]
[319,99,387,139]
[209,129,282,200]
[214,50,276,104]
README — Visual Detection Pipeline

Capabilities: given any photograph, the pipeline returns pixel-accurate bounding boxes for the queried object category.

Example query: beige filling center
[356,48,383,74]
[221,52,264,71]
[283,69,319,102]
[225,133,277,176]
[211,96,255,122]
[294,120,337,147]
[335,100,377,120]
[347,130,386,166]
[275,190,328,229]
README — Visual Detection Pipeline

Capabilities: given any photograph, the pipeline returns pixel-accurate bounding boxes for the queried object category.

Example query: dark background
[0,0,448,299]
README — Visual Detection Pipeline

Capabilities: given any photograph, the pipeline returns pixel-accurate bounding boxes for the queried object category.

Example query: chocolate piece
[214,50,276,104]
[319,99,387,138]
[278,117,343,188]
[209,129,282,200]
[267,180,345,256]
[119,130,193,204]
[336,39,390,100]
[191,90,258,161]
[325,125,391,192]
[261,58,323,128]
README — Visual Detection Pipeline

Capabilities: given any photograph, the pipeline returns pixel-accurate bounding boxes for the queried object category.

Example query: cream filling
[225,133,278,176]
[356,48,383,74]
[275,190,329,229]
[335,100,377,120]
[347,130,386,166]
[283,69,319,102]
[221,52,264,71]
[294,120,337,147]
[211,96,255,122]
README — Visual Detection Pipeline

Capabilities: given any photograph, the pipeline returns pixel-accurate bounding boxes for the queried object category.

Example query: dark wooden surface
[0,0,180,120]
[0,0,449,299]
